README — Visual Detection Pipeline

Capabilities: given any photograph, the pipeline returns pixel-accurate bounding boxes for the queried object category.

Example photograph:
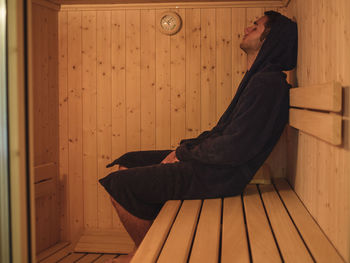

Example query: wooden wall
[32,2,59,253]
[287,0,350,261]
[58,5,287,241]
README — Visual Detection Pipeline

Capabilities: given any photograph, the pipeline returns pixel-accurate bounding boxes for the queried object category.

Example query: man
[100,10,297,263]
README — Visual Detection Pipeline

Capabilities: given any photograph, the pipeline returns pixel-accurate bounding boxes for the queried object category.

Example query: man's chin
[240,43,248,53]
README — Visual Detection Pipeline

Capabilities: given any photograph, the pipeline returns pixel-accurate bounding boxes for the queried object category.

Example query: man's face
[240,15,268,54]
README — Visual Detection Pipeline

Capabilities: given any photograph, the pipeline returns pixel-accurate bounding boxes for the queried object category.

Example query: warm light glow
[0,5,5,23]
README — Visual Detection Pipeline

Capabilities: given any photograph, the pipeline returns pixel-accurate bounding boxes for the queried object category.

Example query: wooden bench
[131,82,344,262]
[131,178,344,263]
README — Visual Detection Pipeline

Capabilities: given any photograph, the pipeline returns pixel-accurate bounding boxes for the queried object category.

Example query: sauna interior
[30,0,350,261]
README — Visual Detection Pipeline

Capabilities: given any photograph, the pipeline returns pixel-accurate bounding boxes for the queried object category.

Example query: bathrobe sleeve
[175,73,288,165]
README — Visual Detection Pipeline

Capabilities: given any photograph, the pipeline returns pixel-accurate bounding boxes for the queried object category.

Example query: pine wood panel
[155,9,171,149]
[221,196,250,263]
[34,163,56,183]
[93,254,117,263]
[33,3,49,167]
[157,200,202,263]
[274,178,345,263]
[32,3,60,254]
[216,8,232,119]
[189,199,221,263]
[75,253,101,262]
[259,184,313,262]
[74,229,134,253]
[58,6,288,241]
[111,9,127,228]
[96,11,113,229]
[58,9,69,242]
[67,10,84,242]
[59,253,86,263]
[290,82,342,112]
[40,245,73,263]
[287,0,350,260]
[231,8,246,95]
[132,200,181,263]
[82,10,98,230]
[243,185,281,262]
[289,109,342,145]
[58,0,288,11]
[170,9,186,149]
[140,9,156,149]
[200,8,216,132]
[36,242,70,262]
[185,8,201,139]
[126,10,141,151]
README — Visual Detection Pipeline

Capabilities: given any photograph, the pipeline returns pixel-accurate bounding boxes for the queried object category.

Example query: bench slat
[131,200,181,263]
[259,184,313,262]
[189,199,221,263]
[157,200,202,263]
[243,185,281,262]
[289,108,342,145]
[221,196,250,263]
[274,178,345,263]
[289,81,342,112]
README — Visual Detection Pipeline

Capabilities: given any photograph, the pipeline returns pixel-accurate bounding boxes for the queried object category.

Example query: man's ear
[260,27,271,42]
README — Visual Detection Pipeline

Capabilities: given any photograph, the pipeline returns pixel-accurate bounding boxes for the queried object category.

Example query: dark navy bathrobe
[99,13,298,220]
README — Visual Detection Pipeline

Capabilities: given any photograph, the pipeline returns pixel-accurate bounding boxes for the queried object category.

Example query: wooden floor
[38,251,121,263]
[36,242,122,263]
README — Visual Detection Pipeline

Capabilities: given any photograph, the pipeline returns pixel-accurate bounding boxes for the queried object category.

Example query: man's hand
[161,151,179,164]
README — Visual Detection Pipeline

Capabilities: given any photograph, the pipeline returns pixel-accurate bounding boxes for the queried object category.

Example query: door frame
[0,0,10,261]
[7,0,36,262]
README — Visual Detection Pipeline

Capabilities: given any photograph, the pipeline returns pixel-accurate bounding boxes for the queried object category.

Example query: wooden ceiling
[41,0,289,9]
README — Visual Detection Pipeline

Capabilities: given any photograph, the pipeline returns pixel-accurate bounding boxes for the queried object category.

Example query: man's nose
[244,26,251,35]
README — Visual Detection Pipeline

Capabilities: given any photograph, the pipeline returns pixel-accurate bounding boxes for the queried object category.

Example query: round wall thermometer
[158,11,182,35]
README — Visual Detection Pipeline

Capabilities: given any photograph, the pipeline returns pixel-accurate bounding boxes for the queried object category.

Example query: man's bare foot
[104,251,135,263]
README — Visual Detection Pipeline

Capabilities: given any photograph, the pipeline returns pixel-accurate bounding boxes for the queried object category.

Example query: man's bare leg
[106,165,153,263]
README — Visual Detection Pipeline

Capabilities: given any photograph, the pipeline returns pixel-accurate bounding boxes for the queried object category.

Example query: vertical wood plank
[82,10,98,229]
[170,9,186,149]
[126,10,141,151]
[97,11,113,229]
[200,8,216,131]
[216,8,232,119]
[58,9,69,241]
[34,4,49,166]
[140,9,156,150]
[231,8,246,96]
[32,3,41,166]
[67,10,84,242]
[185,8,201,139]
[48,8,59,167]
[47,6,60,246]
[111,9,126,228]
[156,9,171,149]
